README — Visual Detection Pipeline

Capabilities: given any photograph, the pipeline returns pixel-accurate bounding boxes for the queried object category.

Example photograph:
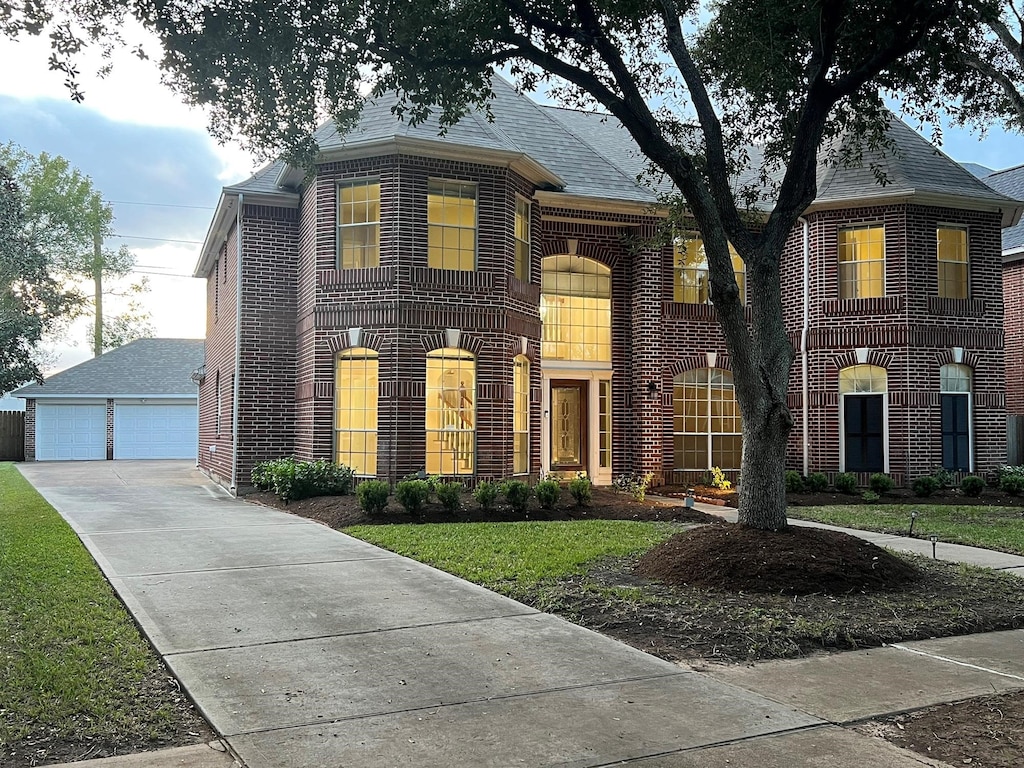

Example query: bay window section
[838,225,885,299]
[428,180,476,271]
[513,355,529,474]
[426,348,476,475]
[514,198,531,281]
[335,349,379,475]
[937,226,968,299]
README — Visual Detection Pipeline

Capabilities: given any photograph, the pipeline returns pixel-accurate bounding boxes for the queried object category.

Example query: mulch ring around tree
[636,525,921,595]
[248,486,723,527]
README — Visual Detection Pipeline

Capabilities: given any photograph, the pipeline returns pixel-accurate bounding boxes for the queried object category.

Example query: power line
[111,233,204,245]
[104,199,216,211]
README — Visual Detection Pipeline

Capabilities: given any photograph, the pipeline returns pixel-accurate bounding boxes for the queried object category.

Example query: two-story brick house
[195,77,1022,492]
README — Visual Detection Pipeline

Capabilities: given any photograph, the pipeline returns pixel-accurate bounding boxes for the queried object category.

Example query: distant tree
[0,165,81,393]
[0,143,152,356]
[5,1,1015,532]
[88,293,156,353]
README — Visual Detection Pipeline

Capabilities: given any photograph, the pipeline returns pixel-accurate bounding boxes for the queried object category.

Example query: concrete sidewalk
[20,462,1024,768]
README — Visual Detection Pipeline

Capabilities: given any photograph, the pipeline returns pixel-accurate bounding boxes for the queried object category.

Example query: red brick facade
[197,153,1011,491]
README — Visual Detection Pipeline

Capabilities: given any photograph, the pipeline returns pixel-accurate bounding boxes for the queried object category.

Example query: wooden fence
[0,411,25,461]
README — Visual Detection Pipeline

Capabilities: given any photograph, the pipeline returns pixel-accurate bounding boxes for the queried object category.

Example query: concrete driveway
[20,461,943,767]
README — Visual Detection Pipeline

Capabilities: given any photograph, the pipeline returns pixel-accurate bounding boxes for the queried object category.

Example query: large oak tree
[7,0,1014,529]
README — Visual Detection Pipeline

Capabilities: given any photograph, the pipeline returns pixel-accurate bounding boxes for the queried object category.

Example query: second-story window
[338,180,380,269]
[937,226,968,299]
[428,180,476,271]
[514,197,531,281]
[838,225,885,299]
[673,236,745,305]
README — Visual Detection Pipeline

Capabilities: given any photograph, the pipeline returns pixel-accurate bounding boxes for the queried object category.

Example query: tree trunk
[736,402,791,530]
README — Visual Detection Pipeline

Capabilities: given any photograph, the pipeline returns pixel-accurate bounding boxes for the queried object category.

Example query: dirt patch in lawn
[249,485,722,526]
[859,688,1024,768]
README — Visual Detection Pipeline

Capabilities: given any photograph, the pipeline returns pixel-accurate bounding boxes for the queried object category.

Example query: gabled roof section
[812,119,1021,225]
[12,338,205,399]
[982,163,1024,254]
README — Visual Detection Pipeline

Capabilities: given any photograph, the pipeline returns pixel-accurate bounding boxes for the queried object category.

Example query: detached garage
[13,338,204,462]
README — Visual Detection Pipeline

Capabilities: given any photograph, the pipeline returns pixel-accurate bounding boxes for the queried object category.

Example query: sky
[2,21,1024,400]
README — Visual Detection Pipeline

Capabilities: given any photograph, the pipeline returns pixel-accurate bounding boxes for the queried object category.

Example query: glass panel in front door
[551,386,583,468]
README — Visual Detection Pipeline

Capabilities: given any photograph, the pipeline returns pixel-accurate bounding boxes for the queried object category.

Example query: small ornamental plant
[869,472,894,495]
[356,480,390,515]
[502,480,531,515]
[1000,474,1024,496]
[568,474,593,507]
[534,478,561,510]
[613,472,653,501]
[805,472,829,492]
[434,481,464,514]
[473,480,499,511]
[960,475,985,497]
[395,479,431,516]
[784,470,805,493]
[710,466,732,490]
[912,475,939,497]
[834,472,858,494]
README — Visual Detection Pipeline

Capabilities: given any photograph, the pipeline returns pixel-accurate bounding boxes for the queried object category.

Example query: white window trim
[939,363,974,473]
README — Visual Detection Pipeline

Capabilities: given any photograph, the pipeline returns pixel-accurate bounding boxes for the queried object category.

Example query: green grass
[787,504,1024,555]
[344,520,677,592]
[0,463,183,751]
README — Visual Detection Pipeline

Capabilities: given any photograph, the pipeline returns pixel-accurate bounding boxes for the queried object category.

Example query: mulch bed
[636,525,920,595]
[859,689,1024,768]
[661,484,1024,508]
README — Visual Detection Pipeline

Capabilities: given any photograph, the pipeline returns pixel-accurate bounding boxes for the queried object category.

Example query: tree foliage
[6,0,1015,527]
[0,166,81,393]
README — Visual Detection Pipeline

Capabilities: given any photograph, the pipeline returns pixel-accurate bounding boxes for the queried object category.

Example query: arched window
[940,363,972,471]
[426,348,476,475]
[673,368,742,470]
[513,355,529,474]
[335,348,379,475]
[673,237,746,305]
[839,364,887,472]
[540,255,612,363]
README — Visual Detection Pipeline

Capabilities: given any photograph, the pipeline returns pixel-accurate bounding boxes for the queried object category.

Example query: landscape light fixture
[929,534,939,559]
[909,510,918,536]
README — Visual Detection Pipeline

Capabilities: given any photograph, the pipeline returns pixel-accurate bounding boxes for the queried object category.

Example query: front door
[550,381,588,472]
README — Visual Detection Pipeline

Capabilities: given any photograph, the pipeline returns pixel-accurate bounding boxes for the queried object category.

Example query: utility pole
[92,194,103,357]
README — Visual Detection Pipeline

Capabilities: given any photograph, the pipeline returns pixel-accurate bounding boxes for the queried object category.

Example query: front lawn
[0,463,209,767]
[786,504,1024,555]
[344,518,1024,664]
[344,519,678,591]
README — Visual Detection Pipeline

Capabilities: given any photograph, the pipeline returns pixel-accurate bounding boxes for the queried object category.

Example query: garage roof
[13,338,204,399]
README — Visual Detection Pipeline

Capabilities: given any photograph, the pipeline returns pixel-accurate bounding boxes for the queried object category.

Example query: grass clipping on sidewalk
[0,463,203,765]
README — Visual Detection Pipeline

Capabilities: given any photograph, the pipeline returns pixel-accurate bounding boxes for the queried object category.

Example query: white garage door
[114,403,197,459]
[36,403,107,461]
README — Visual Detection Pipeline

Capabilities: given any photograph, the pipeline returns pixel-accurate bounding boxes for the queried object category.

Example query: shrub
[805,472,829,492]
[931,467,955,490]
[960,475,986,497]
[784,470,805,493]
[613,472,653,501]
[709,466,732,490]
[255,457,354,502]
[356,480,390,515]
[395,479,431,515]
[502,480,532,514]
[535,478,561,510]
[995,465,1024,484]
[568,474,593,507]
[434,481,464,514]
[473,480,499,511]
[912,475,939,497]
[861,490,880,503]
[869,473,894,495]
[834,472,858,494]
[1000,474,1024,496]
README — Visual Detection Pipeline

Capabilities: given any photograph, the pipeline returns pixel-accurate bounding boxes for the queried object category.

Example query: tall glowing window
[337,181,380,269]
[937,226,968,299]
[673,368,742,470]
[513,355,529,474]
[335,348,379,475]
[598,379,611,469]
[838,225,885,299]
[540,255,612,363]
[428,180,476,271]
[426,348,476,475]
[673,237,746,305]
[514,198,531,281]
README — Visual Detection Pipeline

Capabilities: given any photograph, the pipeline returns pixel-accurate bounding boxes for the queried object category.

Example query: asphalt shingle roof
[12,338,205,398]
[224,79,1020,219]
[983,164,1024,252]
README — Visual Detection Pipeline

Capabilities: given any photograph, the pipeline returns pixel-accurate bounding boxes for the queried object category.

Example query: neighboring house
[195,77,1023,492]
[13,338,204,461]
[981,165,1024,418]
